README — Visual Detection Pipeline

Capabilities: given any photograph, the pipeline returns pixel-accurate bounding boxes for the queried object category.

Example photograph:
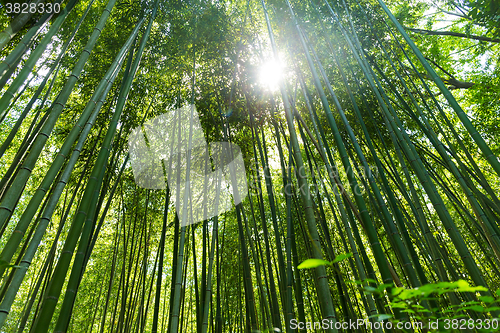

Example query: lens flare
[259,59,284,91]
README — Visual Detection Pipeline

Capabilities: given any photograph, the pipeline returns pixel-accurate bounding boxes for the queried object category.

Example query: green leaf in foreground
[332,253,353,263]
[298,259,331,269]
[0,260,21,269]
[298,253,353,269]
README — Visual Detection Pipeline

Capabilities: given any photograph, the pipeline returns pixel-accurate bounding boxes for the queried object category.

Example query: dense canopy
[0,0,499,332]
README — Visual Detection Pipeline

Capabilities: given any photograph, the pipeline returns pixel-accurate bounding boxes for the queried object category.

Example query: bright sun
[259,59,284,91]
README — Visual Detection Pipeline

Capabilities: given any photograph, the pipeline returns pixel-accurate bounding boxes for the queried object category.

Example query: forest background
[0,0,499,332]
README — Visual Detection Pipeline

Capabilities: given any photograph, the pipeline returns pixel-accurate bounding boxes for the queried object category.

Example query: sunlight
[259,59,284,91]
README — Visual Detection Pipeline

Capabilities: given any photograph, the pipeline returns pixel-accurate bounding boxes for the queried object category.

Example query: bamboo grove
[0,0,499,331]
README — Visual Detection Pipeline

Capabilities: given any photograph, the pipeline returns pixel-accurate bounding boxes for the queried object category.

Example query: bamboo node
[0,206,13,213]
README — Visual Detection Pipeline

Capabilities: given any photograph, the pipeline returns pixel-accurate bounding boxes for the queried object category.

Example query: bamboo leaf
[331,253,353,263]
[297,259,331,269]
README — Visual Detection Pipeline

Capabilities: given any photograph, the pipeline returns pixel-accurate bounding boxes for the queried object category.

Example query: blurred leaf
[297,259,331,269]
[331,253,352,264]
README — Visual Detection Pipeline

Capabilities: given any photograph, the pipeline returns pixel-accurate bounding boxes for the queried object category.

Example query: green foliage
[467,0,500,36]
[361,279,500,331]
[297,258,331,269]
[0,0,499,331]
[298,253,352,269]
[0,260,19,269]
